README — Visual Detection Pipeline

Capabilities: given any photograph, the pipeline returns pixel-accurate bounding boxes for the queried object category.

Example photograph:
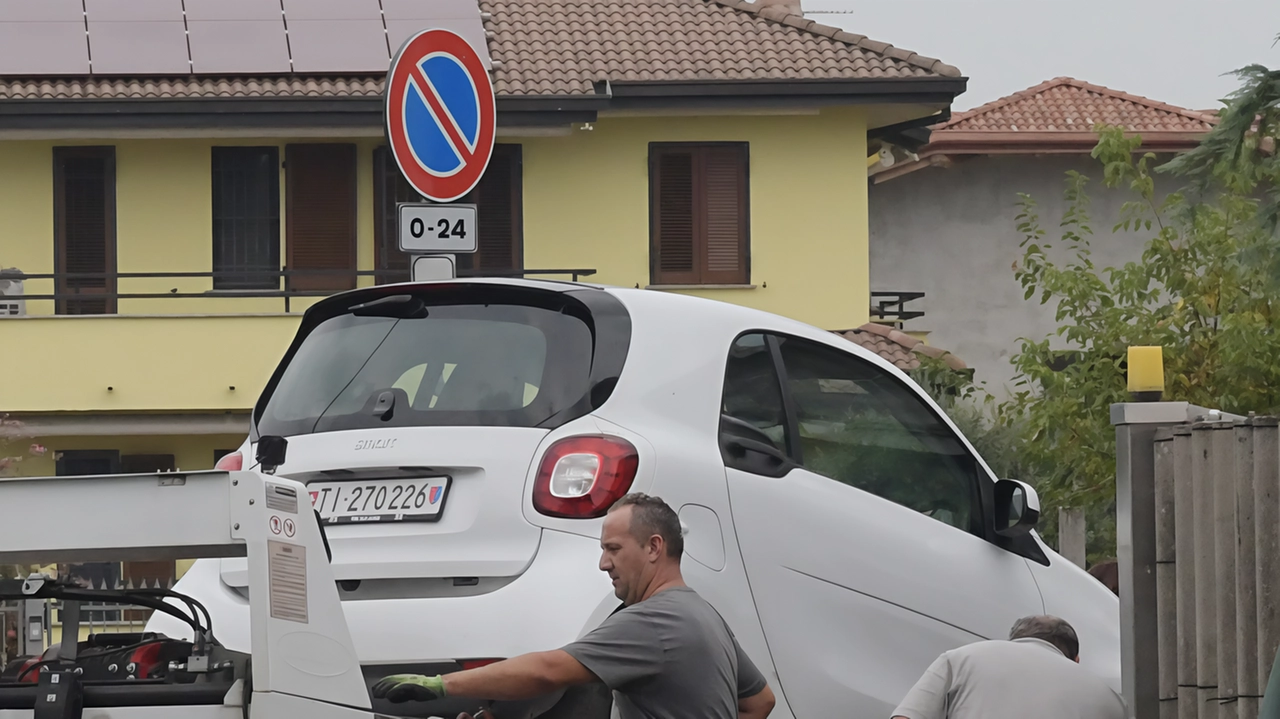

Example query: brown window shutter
[463,144,522,273]
[700,146,749,285]
[650,144,749,286]
[651,149,698,285]
[286,144,357,291]
[53,147,116,315]
[123,560,177,590]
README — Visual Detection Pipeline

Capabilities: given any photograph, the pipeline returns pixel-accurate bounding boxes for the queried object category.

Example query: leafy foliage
[993,125,1280,561]
[1161,61,1280,268]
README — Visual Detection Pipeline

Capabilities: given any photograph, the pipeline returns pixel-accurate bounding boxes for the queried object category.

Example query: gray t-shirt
[561,586,767,719]
[893,638,1126,719]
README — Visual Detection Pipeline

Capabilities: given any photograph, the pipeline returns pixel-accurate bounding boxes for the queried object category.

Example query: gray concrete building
[868,77,1217,398]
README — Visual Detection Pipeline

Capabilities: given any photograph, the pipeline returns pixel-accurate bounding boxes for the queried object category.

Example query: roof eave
[0,76,967,132]
[920,130,1208,155]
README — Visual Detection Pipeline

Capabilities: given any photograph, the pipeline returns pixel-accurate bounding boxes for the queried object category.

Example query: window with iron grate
[212,147,280,290]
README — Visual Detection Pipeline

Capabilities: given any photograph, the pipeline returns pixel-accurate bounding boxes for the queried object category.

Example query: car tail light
[458,658,503,670]
[17,657,39,683]
[214,451,243,471]
[532,436,638,518]
[129,643,164,679]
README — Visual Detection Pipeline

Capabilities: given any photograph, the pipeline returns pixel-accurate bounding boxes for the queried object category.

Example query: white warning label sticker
[268,540,308,624]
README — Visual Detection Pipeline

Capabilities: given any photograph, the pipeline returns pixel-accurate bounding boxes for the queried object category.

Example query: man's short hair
[609,493,683,559]
[1009,615,1080,660]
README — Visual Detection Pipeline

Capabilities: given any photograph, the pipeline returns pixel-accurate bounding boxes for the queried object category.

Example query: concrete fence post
[1114,402,1233,719]
[1175,427,1199,719]
[1059,507,1087,570]
[1235,419,1259,719]
[1155,429,1179,719]
[1255,418,1280,693]
[1213,423,1239,719]
[1193,423,1219,719]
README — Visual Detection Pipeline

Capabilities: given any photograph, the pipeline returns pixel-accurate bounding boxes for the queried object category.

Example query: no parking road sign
[385,28,494,278]
[385,28,496,204]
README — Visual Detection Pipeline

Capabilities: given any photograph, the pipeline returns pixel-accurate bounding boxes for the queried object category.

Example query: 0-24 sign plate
[398,203,477,253]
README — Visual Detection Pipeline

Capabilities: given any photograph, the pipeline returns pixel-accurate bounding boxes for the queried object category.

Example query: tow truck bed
[0,470,375,719]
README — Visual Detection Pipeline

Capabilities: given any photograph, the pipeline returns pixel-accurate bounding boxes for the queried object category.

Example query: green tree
[997,126,1280,561]
[1161,40,1280,282]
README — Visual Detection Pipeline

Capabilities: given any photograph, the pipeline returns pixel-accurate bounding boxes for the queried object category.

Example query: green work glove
[371,674,447,703]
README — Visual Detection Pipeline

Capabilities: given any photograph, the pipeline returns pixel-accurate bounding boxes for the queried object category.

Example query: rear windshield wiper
[349,294,429,319]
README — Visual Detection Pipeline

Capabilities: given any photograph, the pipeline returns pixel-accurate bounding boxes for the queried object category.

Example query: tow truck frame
[0,469,379,719]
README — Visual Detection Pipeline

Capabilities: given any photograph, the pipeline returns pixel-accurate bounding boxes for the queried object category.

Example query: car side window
[721,333,789,455]
[774,335,979,533]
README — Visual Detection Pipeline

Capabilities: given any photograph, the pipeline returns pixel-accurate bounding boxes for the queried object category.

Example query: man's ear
[648,534,664,560]
[1073,656,1081,664]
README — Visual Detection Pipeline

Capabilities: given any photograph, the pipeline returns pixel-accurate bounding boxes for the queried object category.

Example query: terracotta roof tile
[0,0,958,100]
[938,77,1217,134]
[0,76,383,100]
[484,0,957,95]
[832,324,967,372]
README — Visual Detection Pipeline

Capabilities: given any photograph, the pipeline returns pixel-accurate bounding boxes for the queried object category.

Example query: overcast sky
[807,0,1280,112]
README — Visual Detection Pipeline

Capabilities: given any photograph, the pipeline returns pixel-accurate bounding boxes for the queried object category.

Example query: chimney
[753,0,802,16]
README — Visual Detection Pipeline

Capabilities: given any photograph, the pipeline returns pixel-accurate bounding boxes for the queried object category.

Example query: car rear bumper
[149,528,618,663]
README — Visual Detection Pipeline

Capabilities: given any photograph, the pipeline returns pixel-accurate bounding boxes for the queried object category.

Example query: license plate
[307,477,450,524]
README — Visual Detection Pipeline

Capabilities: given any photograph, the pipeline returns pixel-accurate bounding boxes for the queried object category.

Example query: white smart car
[153,278,1119,718]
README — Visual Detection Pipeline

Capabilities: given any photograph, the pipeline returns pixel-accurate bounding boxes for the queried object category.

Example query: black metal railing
[3,267,598,315]
[870,291,925,328]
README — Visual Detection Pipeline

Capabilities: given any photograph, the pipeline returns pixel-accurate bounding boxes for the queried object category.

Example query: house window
[212,147,280,290]
[373,145,523,283]
[286,143,358,292]
[649,143,749,286]
[53,147,116,315]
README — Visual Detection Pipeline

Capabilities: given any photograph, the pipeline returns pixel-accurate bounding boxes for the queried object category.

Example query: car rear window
[257,300,595,436]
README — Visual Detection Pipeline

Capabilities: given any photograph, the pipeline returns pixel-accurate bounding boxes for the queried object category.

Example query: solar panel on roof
[88,21,190,74]
[189,20,290,74]
[281,0,381,21]
[381,0,478,20]
[185,0,281,22]
[0,21,89,74]
[0,0,83,23]
[0,0,492,76]
[84,0,183,23]
[382,0,490,69]
[288,19,389,73]
[386,20,491,69]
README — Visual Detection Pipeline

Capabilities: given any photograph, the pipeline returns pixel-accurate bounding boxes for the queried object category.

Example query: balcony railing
[869,291,925,329]
[2,267,598,315]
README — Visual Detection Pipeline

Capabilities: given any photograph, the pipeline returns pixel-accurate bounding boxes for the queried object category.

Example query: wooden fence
[1142,417,1280,719]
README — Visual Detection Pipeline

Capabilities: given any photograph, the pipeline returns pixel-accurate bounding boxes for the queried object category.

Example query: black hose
[132,589,213,638]
[56,590,201,638]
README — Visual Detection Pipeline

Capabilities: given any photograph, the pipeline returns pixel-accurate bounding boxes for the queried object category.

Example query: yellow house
[0,0,959,647]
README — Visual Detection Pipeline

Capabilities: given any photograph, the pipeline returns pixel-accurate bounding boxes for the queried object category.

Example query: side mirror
[993,479,1040,538]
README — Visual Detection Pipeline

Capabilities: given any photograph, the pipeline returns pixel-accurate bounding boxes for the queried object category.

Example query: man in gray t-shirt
[562,585,767,719]
[372,493,776,719]
[892,615,1125,719]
